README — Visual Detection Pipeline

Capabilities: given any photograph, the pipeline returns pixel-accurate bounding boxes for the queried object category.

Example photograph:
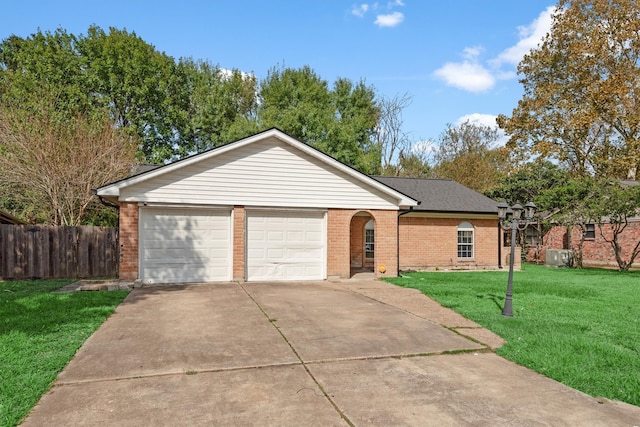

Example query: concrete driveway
[22,280,640,426]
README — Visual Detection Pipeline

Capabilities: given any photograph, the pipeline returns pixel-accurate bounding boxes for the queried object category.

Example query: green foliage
[485,161,569,206]
[0,280,128,426]
[0,29,94,122]
[324,78,380,174]
[0,26,411,223]
[79,26,188,162]
[178,59,259,153]
[386,265,640,406]
[259,65,333,142]
[259,65,380,173]
[1,28,389,172]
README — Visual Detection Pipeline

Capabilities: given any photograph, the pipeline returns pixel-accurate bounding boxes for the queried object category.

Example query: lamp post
[497,201,536,317]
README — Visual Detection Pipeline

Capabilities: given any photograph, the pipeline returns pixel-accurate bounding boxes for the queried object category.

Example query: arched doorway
[349,212,375,276]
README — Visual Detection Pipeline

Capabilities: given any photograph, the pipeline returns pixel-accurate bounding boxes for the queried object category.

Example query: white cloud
[375,11,404,27]
[355,0,405,27]
[455,113,508,147]
[433,60,495,93]
[455,113,498,128]
[492,5,556,67]
[434,6,556,93]
[352,4,369,17]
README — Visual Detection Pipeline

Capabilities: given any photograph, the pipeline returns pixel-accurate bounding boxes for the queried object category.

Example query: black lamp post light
[497,201,537,317]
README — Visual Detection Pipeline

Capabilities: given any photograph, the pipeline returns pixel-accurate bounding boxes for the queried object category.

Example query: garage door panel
[267,248,285,258]
[247,211,326,281]
[140,208,231,283]
[144,248,207,260]
[268,231,284,241]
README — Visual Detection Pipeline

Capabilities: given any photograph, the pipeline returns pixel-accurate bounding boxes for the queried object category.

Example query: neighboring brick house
[526,220,640,269]
[97,129,505,284]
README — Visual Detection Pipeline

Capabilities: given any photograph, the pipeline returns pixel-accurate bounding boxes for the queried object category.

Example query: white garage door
[139,208,231,283]
[247,210,326,281]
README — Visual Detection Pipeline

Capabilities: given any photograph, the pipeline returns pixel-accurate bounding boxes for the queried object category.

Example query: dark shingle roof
[372,176,498,214]
[130,164,162,176]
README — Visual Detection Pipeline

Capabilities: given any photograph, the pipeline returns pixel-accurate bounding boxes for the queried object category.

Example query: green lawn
[386,264,640,407]
[0,279,129,427]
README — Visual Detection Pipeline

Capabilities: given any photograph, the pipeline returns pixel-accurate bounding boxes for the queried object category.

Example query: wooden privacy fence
[0,225,118,280]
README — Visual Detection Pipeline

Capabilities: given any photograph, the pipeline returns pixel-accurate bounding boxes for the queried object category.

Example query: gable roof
[372,176,499,214]
[97,128,419,208]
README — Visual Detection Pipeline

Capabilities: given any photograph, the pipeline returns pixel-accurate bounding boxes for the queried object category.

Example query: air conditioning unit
[546,249,573,267]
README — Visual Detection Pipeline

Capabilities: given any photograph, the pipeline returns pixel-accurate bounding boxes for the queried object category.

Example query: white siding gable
[120,136,402,210]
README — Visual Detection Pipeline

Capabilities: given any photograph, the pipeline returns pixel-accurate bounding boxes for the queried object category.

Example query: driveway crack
[238,282,355,427]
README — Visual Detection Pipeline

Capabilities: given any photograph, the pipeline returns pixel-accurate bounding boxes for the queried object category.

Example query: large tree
[485,161,570,206]
[485,161,572,264]
[0,98,137,225]
[78,26,188,163]
[178,58,259,152]
[498,0,640,179]
[0,29,92,121]
[258,66,380,173]
[432,120,509,192]
[324,77,380,174]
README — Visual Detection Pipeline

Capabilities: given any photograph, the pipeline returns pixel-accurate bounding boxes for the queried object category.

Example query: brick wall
[118,202,139,280]
[398,217,503,270]
[232,206,245,281]
[328,209,398,278]
[531,222,640,267]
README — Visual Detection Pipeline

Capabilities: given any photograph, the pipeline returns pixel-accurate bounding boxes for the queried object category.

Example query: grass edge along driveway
[0,279,128,427]
[386,264,640,408]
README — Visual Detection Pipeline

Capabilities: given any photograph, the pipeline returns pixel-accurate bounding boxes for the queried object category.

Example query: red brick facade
[117,204,507,281]
[327,209,398,278]
[232,206,245,281]
[398,216,506,270]
[528,221,640,268]
[118,202,139,280]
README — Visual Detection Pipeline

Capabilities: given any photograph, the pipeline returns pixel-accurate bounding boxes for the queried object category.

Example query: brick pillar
[327,209,351,278]
[372,210,398,278]
[119,202,139,281]
[232,206,245,281]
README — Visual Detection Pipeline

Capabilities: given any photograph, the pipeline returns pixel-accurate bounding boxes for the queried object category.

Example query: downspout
[397,206,417,277]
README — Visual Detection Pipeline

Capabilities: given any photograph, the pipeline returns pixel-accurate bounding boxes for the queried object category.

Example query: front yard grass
[0,279,128,427]
[386,264,640,407]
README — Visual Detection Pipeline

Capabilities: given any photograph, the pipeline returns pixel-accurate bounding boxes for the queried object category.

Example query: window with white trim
[457,222,474,258]
[584,223,595,239]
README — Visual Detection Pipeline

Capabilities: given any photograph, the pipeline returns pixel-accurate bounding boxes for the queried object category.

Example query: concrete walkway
[21,280,640,426]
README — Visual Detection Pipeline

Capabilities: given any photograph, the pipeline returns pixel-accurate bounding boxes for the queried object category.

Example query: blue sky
[1,0,556,149]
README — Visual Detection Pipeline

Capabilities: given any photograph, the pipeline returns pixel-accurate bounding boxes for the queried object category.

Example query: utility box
[546,249,573,267]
